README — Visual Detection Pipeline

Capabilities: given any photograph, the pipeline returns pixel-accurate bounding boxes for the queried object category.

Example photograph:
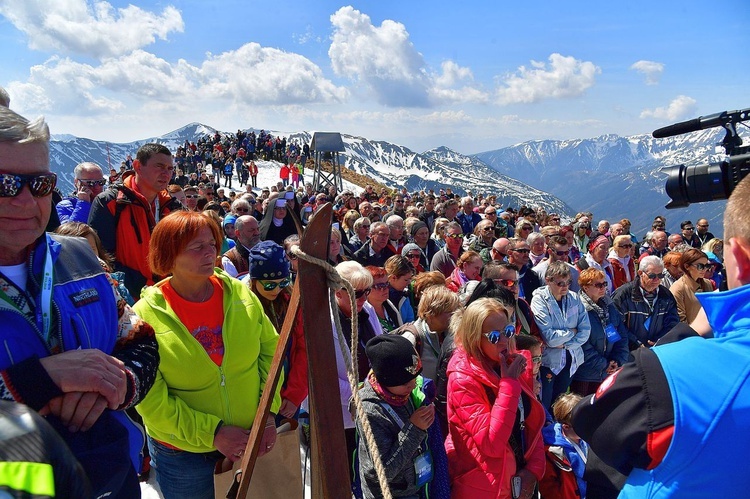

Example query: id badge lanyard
[37,236,55,342]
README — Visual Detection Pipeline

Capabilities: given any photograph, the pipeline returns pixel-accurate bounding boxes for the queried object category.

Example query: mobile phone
[511,475,522,499]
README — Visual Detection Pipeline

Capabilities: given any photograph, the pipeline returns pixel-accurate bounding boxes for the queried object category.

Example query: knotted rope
[291,246,393,499]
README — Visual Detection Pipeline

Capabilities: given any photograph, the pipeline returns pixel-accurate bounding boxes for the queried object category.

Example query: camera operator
[571,174,750,497]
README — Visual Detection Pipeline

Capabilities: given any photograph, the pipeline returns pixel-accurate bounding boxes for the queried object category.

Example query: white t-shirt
[0,263,28,291]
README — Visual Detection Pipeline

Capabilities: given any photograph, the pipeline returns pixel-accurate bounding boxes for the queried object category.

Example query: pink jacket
[445,347,545,498]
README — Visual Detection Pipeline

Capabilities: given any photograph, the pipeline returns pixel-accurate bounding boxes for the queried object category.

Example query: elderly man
[0,106,157,497]
[573,176,750,498]
[358,201,373,220]
[385,214,407,254]
[89,143,182,299]
[612,255,679,350]
[354,221,395,267]
[667,233,684,250]
[695,218,715,246]
[456,196,481,235]
[221,215,260,278]
[639,230,669,262]
[55,161,107,224]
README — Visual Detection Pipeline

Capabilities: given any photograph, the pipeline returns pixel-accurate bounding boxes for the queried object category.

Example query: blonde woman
[446,298,545,498]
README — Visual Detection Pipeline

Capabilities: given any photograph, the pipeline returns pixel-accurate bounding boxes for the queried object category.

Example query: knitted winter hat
[401,243,422,258]
[365,335,422,388]
[249,240,290,280]
[409,221,428,238]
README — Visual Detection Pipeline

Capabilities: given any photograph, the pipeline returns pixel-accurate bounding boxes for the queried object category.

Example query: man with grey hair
[667,232,683,250]
[456,195,481,234]
[55,161,107,224]
[613,255,679,349]
[222,215,260,277]
[354,221,395,267]
[0,105,157,496]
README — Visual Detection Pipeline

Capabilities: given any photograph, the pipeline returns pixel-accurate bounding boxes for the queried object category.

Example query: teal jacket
[135,269,282,453]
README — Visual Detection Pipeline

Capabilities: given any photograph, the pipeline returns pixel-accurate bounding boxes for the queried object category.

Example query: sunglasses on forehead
[0,173,57,198]
[483,325,516,344]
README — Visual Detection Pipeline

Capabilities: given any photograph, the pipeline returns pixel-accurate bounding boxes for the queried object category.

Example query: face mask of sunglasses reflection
[0,173,57,198]
[257,277,292,291]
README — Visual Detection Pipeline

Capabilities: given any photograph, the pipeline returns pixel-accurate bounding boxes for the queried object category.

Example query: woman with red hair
[134,211,281,499]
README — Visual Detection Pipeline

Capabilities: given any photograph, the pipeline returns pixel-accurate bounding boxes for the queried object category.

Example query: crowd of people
[1,84,749,499]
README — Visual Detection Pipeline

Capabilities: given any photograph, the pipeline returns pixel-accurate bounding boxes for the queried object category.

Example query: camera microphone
[653,108,750,138]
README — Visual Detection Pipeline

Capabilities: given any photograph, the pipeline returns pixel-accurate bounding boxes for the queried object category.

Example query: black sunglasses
[79,179,107,187]
[0,173,57,198]
[354,288,371,299]
[483,325,516,344]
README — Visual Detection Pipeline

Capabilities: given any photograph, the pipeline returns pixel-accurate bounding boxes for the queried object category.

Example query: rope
[291,246,393,499]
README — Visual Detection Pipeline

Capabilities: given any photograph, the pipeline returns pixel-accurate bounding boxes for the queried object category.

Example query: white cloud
[430,61,489,104]
[640,95,697,121]
[329,6,431,107]
[0,0,184,59]
[630,60,664,85]
[7,43,348,116]
[200,43,348,104]
[496,53,600,104]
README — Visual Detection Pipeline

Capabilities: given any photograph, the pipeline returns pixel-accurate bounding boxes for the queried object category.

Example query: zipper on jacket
[218,365,232,423]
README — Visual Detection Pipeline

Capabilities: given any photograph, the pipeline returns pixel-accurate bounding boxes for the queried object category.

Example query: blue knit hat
[249,241,290,280]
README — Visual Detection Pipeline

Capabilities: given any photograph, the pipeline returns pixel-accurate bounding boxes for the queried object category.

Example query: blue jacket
[55,196,92,224]
[541,423,587,498]
[571,300,629,382]
[612,278,679,349]
[620,284,750,498]
[456,211,481,235]
[0,234,150,493]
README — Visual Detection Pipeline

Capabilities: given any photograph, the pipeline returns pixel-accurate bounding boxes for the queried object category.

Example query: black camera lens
[663,162,729,209]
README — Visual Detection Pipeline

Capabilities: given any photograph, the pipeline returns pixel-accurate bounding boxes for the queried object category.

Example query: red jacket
[608,256,635,289]
[280,164,290,180]
[445,348,545,499]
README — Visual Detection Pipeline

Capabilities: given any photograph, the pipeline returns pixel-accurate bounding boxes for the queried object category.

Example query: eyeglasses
[446,233,464,239]
[394,200,404,204]
[481,226,494,232]
[257,277,292,291]
[642,271,664,280]
[0,173,57,198]
[697,224,709,228]
[372,282,389,290]
[185,194,199,199]
[619,244,633,248]
[521,226,532,231]
[551,217,560,221]
[511,248,530,254]
[683,227,695,231]
[550,249,568,256]
[235,208,249,212]
[494,278,518,288]
[205,191,214,195]
[483,325,516,344]
[406,253,421,259]
[550,279,572,287]
[79,179,107,187]
[591,282,608,289]
[691,263,711,271]
[531,355,542,364]
[354,288,371,299]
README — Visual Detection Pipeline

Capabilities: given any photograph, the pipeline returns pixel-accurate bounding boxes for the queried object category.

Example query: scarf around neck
[580,290,609,326]
[368,370,410,406]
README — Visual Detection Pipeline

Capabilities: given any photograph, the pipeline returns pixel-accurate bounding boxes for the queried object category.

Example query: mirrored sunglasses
[0,173,57,198]
[372,282,389,290]
[446,233,464,239]
[258,277,292,291]
[483,325,516,344]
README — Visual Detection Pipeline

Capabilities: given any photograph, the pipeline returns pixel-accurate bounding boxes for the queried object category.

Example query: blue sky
[1,0,748,154]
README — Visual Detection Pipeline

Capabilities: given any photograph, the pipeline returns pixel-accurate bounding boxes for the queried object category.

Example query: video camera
[653,107,750,209]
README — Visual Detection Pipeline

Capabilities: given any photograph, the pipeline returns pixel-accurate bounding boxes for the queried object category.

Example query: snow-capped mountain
[49,123,575,218]
[475,128,733,236]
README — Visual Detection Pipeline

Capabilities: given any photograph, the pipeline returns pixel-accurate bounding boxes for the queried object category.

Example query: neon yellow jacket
[134,269,282,453]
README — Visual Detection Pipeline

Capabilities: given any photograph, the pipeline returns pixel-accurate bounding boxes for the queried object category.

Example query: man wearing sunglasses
[612,255,679,350]
[89,143,183,300]
[574,176,750,498]
[0,106,158,497]
[507,237,542,302]
[532,235,581,293]
[56,161,107,224]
